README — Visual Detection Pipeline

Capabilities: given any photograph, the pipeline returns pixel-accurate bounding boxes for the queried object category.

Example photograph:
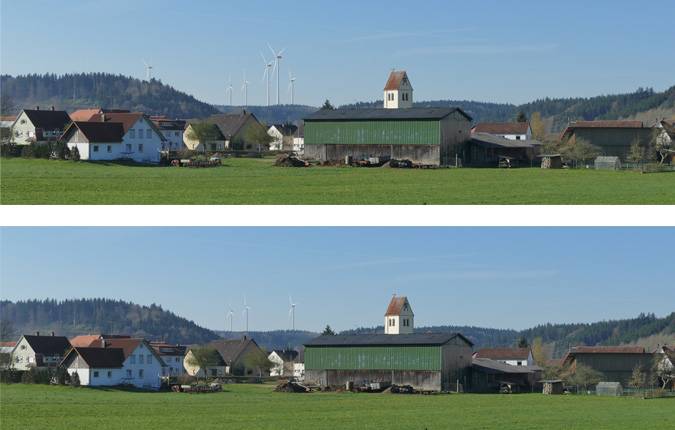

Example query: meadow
[1,383,672,429]
[1,158,674,205]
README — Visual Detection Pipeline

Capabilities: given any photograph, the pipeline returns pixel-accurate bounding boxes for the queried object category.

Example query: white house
[473,348,534,366]
[11,107,71,144]
[292,123,304,153]
[383,71,413,109]
[11,333,72,371]
[60,338,166,389]
[293,349,305,380]
[150,116,186,151]
[150,342,186,377]
[60,112,165,163]
[384,296,414,335]
[268,349,298,377]
[267,124,298,151]
[472,122,533,141]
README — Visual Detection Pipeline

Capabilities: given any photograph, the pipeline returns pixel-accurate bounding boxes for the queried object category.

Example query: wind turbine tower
[142,59,153,81]
[288,69,296,105]
[267,42,286,105]
[241,69,250,107]
[288,294,297,330]
[242,295,251,333]
[226,301,234,332]
[260,51,274,107]
[225,75,233,106]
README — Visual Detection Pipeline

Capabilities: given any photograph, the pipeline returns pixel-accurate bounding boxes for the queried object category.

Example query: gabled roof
[208,337,260,365]
[574,346,645,354]
[573,121,644,129]
[208,111,259,138]
[62,347,126,368]
[384,71,410,91]
[269,124,298,136]
[474,347,532,360]
[20,335,72,356]
[471,132,539,149]
[304,107,472,122]
[472,358,541,374]
[385,297,411,316]
[70,335,105,348]
[150,342,187,356]
[473,122,530,135]
[150,116,186,131]
[305,332,473,347]
[89,338,151,360]
[62,121,126,143]
[20,109,72,131]
[293,349,305,363]
[70,109,102,122]
[185,122,227,141]
[271,349,299,362]
[88,113,141,133]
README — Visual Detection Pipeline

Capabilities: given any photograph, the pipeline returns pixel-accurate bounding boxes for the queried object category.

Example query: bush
[1,143,15,158]
[70,371,80,387]
[53,366,70,386]
[21,368,52,385]
[177,148,195,159]
[70,146,80,162]
[177,373,197,385]
[53,141,71,160]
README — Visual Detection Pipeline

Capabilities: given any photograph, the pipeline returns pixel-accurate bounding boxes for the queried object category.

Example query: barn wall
[576,128,652,161]
[576,353,655,387]
[440,337,473,390]
[305,120,441,146]
[306,345,441,370]
[439,112,472,165]
[306,369,442,391]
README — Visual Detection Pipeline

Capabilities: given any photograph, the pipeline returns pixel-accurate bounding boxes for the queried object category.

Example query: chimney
[51,332,55,336]
[35,106,40,110]
[242,335,247,341]
[101,340,106,348]
[241,109,246,116]
[36,331,40,336]
[50,106,54,111]
[101,114,106,122]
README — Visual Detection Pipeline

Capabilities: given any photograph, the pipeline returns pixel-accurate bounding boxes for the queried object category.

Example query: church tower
[383,70,413,109]
[384,296,414,334]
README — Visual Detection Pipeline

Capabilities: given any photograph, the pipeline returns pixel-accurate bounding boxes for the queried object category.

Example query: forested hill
[0,299,221,345]
[0,73,220,120]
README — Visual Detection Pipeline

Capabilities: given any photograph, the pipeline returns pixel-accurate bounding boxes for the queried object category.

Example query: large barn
[303,71,472,166]
[558,121,652,161]
[304,332,473,391]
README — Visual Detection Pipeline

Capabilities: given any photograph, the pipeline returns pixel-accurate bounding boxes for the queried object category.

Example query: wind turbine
[226,301,234,332]
[267,41,286,105]
[142,58,153,81]
[260,51,274,107]
[241,69,250,107]
[288,294,297,330]
[242,295,251,333]
[287,69,296,105]
[225,75,233,106]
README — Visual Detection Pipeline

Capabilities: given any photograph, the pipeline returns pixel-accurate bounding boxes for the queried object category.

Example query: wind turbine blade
[267,41,276,57]
[289,294,293,305]
[271,61,277,81]
[288,307,293,318]
[260,50,268,64]
[288,82,292,94]
[289,68,293,79]
[142,59,148,67]
[261,68,268,85]
[278,46,287,56]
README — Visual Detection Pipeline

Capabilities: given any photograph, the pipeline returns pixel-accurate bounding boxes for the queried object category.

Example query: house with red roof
[60,112,166,163]
[473,347,533,366]
[472,122,532,141]
[60,338,165,388]
[150,342,187,377]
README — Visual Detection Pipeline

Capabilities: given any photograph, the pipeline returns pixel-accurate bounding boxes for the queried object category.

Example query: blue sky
[1,227,672,334]
[2,0,673,107]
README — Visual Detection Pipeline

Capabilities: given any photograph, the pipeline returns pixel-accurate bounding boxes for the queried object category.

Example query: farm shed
[303,107,472,166]
[539,154,563,169]
[541,380,564,395]
[594,156,621,171]
[470,358,542,391]
[558,346,654,388]
[559,121,652,160]
[304,332,473,392]
[596,382,623,396]
[468,133,540,166]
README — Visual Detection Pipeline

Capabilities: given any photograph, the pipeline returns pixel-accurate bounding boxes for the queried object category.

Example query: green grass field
[1,383,672,429]
[1,158,674,204]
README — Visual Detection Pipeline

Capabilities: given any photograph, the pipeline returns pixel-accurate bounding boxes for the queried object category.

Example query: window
[108,371,112,378]
[107,145,111,153]
[130,355,136,364]
[516,136,521,140]
[147,129,151,138]
[126,369,132,378]
[139,355,144,364]
[93,146,99,152]
[125,144,132,152]
[20,119,26,124]
[15,356,22,363]
[175,357,179,362]
[517,361,522,366]
[139,369,144,379]
[147,355,152,364]
[175,132,179,137]
[211,144,217,150]
[138,144,143,153]
[94,371,99,378]
[20,345,26,350]
[130,129,135,139]
[27,131,35,137]
[165,132,171,137]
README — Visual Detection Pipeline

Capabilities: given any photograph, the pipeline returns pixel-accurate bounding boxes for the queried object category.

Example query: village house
[654,344,675,389]
[207,110,260,149]
[61,338,165,389]
[473,347,534,366]
[293,349,305,380]
[267,124,298,151]
[472,122,533,141]
[468,132,540,166]
[150,342,186,377]
[208,336,262,376]
[60,112,165,163]
[653,119,674,164]
[303,71,472,166]
[292,123,304,153]
[183,348,228,378]
[471,358,542,392]
[182,122,227,152]
[268,349,298,377]
[11,332,72,371]
[150,116,186,151]
[11,107,71,144]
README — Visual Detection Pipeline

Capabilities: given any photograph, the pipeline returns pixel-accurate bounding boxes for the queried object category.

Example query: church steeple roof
[384,71,409,91]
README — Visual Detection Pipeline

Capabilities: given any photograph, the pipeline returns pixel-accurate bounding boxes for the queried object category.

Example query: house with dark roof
[468,132,541,165]
[268,348,299,377]
[268,124,298,151]
[304,332,474,391]
[474,347,534,366]
[11,107,72,144]
[64,338,166,388]
[60,112,166,163]
[471,358,542,391]
[183,122,227,152]
[150,116,186,151]
[558,346,654,387]
[557,120,652,162]
[207,336,262,376]
[183,347,228,378]
[654,345,674,389]
[293,348,305,380]
[472,122,532,141]
[653,119,674,164]
[150,342,187,377]
[11,332,72,370]
[207,110,260,149]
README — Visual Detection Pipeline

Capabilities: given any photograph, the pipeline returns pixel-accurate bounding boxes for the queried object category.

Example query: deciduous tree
[243,121,274,152]
[185,347,222,382]
[626,138,645,172]
[185,121,222,156]
[531,337,548,367]
[245,347,273,377]
[530,112,546,142]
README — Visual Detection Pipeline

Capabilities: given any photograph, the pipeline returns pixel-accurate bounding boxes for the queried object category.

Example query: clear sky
[2,0,673,107]
[1,227,672,334]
